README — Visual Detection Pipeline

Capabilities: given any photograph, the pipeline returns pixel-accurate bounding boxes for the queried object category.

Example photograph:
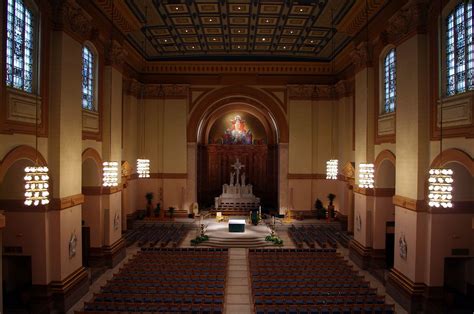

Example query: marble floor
[69,225,407,314]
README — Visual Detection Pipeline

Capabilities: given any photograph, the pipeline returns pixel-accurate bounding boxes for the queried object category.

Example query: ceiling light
[265,19,269,23]
[175,7,179,10]
[358,163,374,188]
[299,8,304,12]
[209,18,213,22]
[310,40,314,43]
[192,46,195,49]
[326,159,338,180]
[237,6,241,10]
[283,46,287,49]
[185,29,188,33]
[262,38,266,41]
[290,30,293,34]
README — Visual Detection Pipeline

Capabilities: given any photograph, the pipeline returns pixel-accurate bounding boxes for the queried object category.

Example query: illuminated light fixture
[325,10,338,182]
[136,5,152,180]
[326,159,338,180]
[24,166,50,206]
[137,159,151,178]
[428,168,453,208]
[24,7,49,207]
[358,163,374,188]
[103,161,119,187]
[427,0,454,209]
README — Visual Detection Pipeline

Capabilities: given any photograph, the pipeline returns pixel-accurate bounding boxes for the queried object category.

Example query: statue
[241,172,246,186]
[231,158,245,185]
[230,172,235,186]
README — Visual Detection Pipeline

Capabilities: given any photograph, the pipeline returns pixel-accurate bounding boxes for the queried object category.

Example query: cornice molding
[288,80,354,101]
[393,195,427,212]
[105,40,128,69]
[338,0,389,37]
[145,62,332,75]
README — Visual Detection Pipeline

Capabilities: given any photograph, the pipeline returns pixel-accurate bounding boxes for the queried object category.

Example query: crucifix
[231,158,245,185]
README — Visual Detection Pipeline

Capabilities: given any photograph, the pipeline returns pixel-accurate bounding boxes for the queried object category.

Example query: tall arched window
[446,1,473,96]
[383,49,396,113]
[5,0,38,93]
[82,45,96,111]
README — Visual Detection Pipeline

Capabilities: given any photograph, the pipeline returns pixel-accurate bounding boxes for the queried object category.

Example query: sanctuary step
[198,235,273,248]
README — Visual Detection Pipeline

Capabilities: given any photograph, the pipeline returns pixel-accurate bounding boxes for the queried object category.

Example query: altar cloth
[229,219,246,232]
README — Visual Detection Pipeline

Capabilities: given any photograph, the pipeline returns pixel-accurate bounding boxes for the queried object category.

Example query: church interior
[0,0,473,313]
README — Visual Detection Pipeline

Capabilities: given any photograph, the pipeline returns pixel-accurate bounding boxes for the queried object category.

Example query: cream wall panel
[82,195,103,248]
[315,100,333,173]
[289,100,312,173]
[49,32,83,198]
[57,205,83,280]
[0,135,48,161]
[122,94,138,166]
[163,99,187,173]
[396,34,429,200]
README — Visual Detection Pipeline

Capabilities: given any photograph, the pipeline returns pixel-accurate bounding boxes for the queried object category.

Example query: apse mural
[208,112,266,145]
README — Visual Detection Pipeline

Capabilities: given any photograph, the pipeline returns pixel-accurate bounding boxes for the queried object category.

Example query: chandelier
[103,161,119,187]
[136,158,150,178]
[326,159,338,180]
[428,169,453,208]
[358,163,374,188]
[24,166,50,206]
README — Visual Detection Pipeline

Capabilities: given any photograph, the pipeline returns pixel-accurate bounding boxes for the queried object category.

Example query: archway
[374,150,396,270]
[81,148,103,268]
[189,86,288,210]
[0,145,48,312]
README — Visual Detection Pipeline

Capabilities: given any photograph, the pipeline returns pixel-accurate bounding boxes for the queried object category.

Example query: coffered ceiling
[120,0,357,61]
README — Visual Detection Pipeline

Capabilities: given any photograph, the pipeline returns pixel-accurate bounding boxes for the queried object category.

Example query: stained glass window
[82,46,96,111]
[383,49,396,113]
[446,1,473,96]
[5,0,36,93]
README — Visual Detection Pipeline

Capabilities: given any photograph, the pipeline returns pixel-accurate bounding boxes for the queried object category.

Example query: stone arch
[430,148,474,177]
[188,85,288,143]
[82,148,102,187]
[0,145,48,183]
[374,150,396,188]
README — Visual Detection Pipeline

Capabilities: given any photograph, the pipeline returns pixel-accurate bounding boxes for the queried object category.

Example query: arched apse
[374,150,396,189]
[188,85,288,144]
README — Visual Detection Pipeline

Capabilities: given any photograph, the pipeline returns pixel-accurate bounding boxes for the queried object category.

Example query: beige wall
[289,99,313,174]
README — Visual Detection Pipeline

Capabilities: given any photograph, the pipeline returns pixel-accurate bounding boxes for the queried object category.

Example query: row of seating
[249,249,394,314]
[124,224,190,248]
[288,225,338,249]
[79,248,228,314]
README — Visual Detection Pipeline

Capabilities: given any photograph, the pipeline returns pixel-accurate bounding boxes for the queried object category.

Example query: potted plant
[154,203,161,218]
[168,206,175,219]
[145,193,154,217]
[314,198,326,219]
[327,193,336,220]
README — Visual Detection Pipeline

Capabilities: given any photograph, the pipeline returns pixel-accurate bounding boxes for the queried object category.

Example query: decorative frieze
[106,40,128,67]
[143,84,189,99]
[385,0,429,43]
[53,0,93,39]
[288,80,353,100]
[350,41,372,73]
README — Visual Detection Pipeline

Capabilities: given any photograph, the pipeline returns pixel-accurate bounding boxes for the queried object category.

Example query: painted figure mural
[223,115,253,144]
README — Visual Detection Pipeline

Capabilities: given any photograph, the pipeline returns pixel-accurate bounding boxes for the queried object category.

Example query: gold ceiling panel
[164,4,189,14]
[256,28,275,35]
[258,17,278,26]
[229,17,249,25]
[201,16,221,25]
[123,0,358,60]
[197,3,220,13]
[171,17,193,25]
[230,28,248,35]
[228,4,250,14]
[177,28,196,35]
[259,4,283,15]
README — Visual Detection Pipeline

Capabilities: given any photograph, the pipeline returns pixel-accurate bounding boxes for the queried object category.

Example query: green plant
[327,193,336,206]
[168,206,175,218]
[251,210,260,225]
[145,192,154,205]
[191,234,209,246]
[314,198,326,219]
[154,203,161,217]
[265,235,283,246]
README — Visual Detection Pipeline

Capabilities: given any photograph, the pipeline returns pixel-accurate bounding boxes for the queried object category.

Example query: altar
[228,219,246,233]
[214,158,260,211]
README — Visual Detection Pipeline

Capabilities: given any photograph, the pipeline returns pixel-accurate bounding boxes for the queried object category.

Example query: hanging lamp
[428,3,454,208]
[25,18,49,206]
[326,7,338,180]
[136,4,150,178]
[357,0,374,189]
[102,0,119,187]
